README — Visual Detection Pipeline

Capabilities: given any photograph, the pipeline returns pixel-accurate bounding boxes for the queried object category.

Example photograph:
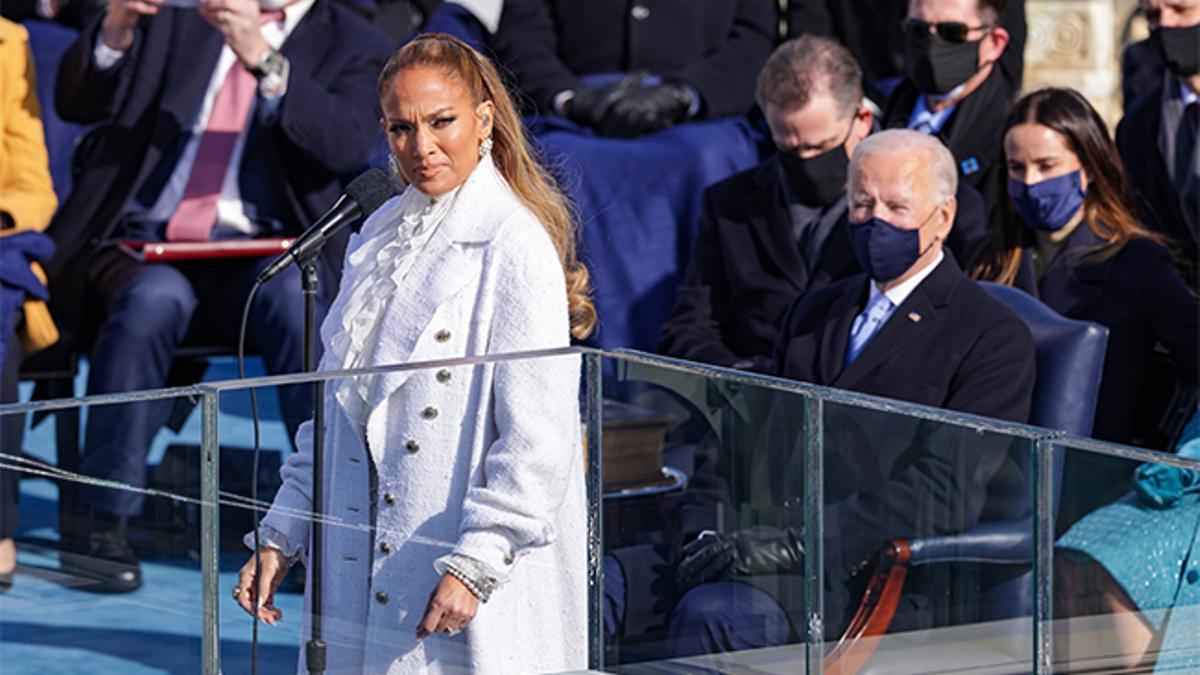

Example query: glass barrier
[1,347,1195,674]
[207,350,596,674]
[1051,434,1200,674]
[0,390,208,674]
[599,354,812,671]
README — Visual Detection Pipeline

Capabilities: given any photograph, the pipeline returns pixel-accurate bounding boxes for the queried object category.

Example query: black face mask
[1151,25,1200,78]
[904,29,981,95]
[778,142,850,208]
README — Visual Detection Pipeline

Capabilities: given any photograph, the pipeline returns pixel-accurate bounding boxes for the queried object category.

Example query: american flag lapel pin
[908,312,922,323]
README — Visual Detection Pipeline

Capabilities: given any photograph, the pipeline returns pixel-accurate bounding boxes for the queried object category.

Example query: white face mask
[259,0,290,10]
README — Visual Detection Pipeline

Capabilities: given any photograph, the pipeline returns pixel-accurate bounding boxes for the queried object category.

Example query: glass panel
[598,355,811,672]
[1052,429,1200,673]
[212,351,593,673]
[817,398,1038,674]
[0,393,206,673]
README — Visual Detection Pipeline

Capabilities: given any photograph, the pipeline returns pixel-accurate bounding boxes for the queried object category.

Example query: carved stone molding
[1024,0,1122,125]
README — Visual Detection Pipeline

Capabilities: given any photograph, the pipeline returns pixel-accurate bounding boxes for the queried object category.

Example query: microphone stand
[300,257,327,675]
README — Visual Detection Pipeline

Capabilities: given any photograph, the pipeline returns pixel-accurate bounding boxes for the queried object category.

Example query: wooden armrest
[825,539,912,675]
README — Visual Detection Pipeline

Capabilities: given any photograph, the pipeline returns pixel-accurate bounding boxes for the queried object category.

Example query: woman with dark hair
[232,34,595,672]
[972,87,1197,449]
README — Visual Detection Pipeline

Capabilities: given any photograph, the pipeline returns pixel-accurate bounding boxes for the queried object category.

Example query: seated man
[784,0,1025,111]
[45,0,392,591]
[666,130,1035,656]
[487,0,778,350]
[493,0,777,137]
[1117,0,1199,285]
[658,35,988,371]
[883,0,1015,239]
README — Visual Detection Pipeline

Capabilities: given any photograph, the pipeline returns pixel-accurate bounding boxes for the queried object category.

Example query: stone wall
[1023,0,1146,126]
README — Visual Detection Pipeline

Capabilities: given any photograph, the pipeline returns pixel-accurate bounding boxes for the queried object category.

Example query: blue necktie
[844,292,894,367]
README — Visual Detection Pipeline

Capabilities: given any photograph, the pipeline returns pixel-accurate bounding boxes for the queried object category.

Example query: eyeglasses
[901,17,994,43]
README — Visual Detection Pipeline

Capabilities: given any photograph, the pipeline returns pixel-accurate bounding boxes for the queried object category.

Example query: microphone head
[345,169,395,219]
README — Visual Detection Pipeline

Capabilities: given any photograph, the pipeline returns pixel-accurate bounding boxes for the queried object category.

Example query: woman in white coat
[233,34,597,673]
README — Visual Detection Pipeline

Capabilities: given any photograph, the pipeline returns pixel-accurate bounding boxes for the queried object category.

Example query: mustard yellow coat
[0,17,56,233]
[1,18,58,354]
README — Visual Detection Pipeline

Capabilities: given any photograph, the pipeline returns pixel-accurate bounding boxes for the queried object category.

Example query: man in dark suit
[882,0,1017,242]
[44,0,392,591]
[492,0,777,137]
[784,0,1025,110]
[658,35,989,372]
[665,130,1035,656]
[1116,0,1199,286]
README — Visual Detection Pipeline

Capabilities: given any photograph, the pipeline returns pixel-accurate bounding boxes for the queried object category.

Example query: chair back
[980,282,1108,437]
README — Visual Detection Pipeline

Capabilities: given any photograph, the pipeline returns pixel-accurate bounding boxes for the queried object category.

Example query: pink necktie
[165,12,285,242]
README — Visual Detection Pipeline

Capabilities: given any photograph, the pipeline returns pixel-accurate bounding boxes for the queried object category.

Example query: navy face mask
[848,210,938,283]
[1007,170,1087,232]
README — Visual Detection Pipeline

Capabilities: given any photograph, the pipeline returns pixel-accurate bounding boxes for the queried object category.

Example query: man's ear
[937,195,957,241]
[981,26,1010,67]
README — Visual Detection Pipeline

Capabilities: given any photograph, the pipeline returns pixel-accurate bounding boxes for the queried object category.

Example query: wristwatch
[250,48,288,97]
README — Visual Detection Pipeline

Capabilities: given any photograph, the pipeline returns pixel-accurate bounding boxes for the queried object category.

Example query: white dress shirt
[94,0,314,237]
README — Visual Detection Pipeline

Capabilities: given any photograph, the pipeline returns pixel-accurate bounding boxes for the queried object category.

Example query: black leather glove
[675,526,805,591]
[598,81,695,138]
[565,73,648,129]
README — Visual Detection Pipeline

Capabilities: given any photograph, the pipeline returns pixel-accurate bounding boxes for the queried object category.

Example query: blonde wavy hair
[377,34,596,340]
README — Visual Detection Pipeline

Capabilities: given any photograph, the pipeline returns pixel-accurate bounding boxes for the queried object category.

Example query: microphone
[257,169,395,285]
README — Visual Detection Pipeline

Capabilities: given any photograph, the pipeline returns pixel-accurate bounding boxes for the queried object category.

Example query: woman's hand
[416,573,479,639]
[235,548,291,624]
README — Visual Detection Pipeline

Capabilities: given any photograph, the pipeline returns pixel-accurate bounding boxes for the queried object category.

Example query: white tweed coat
[259,156,587,674]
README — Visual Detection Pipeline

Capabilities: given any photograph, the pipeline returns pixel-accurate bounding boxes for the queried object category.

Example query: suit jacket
[1121,39,1164,114]
[1116,75,1199,286]
[784,0,1026,108]
[776,253,1035,576]
[657,154,990,371]
[44,3,393,336]
[493,0,777,118]
[656,156,858,372]
[261,155,587,673]
[884,67,1017,246]
[1012,224,1199,446]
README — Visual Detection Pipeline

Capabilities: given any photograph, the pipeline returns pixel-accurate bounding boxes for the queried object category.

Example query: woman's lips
[417,164,445,178]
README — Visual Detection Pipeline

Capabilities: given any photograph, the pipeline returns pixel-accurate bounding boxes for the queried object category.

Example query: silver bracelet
[436,554,500,603]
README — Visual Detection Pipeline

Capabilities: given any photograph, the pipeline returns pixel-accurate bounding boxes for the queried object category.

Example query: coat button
[435,329,451,342]
[422,406,438,420]
[383,492,396,505]
[1188,569,1199,585]
[631,5,649,20]
[379,541,391,554]
[436,369,452,383]
[406,440,420,453]
[375,591,388,604]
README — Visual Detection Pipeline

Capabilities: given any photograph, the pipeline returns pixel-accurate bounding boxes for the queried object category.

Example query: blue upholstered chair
[827,282,1109,672]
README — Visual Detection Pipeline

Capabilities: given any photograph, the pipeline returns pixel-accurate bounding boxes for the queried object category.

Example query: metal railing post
[200,389,221,675]
[803,395,825,674]
[584,352,605,670]
[1033,436,1056,674]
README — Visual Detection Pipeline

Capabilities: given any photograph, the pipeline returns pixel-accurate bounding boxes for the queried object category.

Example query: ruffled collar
[321,181,463,429]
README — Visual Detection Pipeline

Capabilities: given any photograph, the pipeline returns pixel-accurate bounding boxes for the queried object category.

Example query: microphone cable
[236,280,265,675]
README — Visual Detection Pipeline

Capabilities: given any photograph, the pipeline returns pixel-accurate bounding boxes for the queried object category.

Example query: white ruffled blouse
[323,183,462,431]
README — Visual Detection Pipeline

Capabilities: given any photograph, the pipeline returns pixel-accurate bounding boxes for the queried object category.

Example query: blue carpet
[2,357,306,673]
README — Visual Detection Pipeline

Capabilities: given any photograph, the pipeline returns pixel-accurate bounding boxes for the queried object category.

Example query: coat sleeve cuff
[454,529,518,580]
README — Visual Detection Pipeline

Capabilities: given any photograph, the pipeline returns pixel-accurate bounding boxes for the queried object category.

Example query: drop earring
[478,136,493,159]
[388,154,401,178]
